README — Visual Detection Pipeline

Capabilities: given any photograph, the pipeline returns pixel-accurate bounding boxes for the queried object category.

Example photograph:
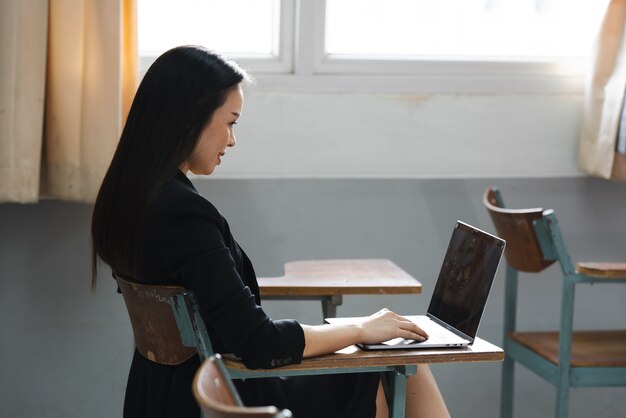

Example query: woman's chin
[190,167,215,176]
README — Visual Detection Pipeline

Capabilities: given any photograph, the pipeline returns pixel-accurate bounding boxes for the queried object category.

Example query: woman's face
[183,87,244,175]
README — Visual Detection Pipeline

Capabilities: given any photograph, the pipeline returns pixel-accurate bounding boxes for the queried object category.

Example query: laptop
[326,221,505,350]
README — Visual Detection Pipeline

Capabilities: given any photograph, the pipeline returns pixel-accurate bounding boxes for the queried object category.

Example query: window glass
[138,0,280,57]
[325,0,609,59]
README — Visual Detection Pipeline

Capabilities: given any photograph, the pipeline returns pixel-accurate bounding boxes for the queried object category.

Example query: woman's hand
[356,308,428,344]
[301,308,428,358]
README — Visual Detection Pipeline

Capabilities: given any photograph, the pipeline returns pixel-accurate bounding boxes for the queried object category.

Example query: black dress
[122,171,379,418]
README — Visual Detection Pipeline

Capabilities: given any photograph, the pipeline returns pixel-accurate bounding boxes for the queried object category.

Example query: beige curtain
[0,0,137,203]
[0,0,48,203]
[579,0,626,180]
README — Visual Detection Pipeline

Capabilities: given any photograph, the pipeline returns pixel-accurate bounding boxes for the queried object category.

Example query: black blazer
[123,171,305,418]
[123,171,380,418]
[139,170,305,368]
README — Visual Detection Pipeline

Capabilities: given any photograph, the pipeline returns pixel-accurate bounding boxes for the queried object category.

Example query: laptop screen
[427,221,505,340]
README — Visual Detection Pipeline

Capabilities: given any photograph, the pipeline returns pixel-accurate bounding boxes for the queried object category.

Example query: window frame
[139,0,594,94]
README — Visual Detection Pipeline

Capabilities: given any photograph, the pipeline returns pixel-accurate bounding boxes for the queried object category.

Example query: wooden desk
[258,259,422,317]
[171,284,500,418]
[223,337,504,418]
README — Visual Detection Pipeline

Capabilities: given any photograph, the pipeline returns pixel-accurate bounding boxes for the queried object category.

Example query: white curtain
[0,0,49,202]
[0,0,137,203]
[579,0,626,180]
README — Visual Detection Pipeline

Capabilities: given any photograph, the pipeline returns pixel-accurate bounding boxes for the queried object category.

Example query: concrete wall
[2,176,625,418]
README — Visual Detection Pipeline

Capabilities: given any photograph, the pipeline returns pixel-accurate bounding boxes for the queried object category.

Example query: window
[325,0,607,59]
[138,0,610,92]
[138,0,292,72]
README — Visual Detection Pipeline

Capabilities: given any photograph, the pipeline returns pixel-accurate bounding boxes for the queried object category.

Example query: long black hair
[91,46,249,288]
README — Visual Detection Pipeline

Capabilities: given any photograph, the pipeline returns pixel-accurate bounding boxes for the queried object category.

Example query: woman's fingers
[359,309,430,343]
[382,310,428,337]
[396,317,429,339]
[398,330,427,342]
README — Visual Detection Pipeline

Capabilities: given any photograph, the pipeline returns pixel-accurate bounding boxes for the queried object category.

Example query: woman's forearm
[301,324,363,358]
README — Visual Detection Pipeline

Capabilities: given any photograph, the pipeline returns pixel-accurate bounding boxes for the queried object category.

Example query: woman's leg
[375,381,389,418]
[375,365,450,418]
[405,365,450,418]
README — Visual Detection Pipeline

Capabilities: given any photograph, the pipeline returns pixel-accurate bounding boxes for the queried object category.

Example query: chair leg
[554,277,575,418]
[382,370,407,418]
[555,379,570,418]
[501,266,518,418]
[500,355,515,418]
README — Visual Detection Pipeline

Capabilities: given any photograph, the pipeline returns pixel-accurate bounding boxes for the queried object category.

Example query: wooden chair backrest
[116,275,197,365]
[193,356,291,418]
[483,188,557,273]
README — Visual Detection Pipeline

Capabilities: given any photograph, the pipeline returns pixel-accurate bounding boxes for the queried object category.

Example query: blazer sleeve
[157,190,305,369]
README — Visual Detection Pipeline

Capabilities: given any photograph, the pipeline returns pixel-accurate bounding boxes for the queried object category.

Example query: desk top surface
[223,337,503,372]
[258,259,422,296]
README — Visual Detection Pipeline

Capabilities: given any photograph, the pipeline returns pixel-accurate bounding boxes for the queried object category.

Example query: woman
[91,45,450,418]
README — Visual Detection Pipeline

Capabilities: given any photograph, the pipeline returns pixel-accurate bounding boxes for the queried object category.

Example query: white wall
[214,89,584,178]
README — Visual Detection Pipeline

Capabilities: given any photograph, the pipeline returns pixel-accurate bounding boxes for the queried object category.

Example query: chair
[116,275,201,364]
[483,187,626,418]
[117,276,293,416]
[193,354,293,418]
[116,275,216,364]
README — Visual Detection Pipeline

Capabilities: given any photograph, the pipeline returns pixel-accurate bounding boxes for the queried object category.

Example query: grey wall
[1,177,626,418]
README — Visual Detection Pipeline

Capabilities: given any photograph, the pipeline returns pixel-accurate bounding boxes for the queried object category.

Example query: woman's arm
[301,308,428,358]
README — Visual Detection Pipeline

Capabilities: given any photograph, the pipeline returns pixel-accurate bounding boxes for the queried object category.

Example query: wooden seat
[576,261,626,279]
[509,331,626,367]
[193,354,293,418]
[483,188,626,418]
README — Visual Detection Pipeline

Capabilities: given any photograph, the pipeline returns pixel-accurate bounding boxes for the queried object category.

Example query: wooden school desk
[223,337,504,418]
[257,259,423,317]
[168,276,500,418]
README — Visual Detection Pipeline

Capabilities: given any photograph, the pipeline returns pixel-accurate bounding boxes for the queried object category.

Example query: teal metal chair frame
[485,188,626,418]
[170,291,416,418]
